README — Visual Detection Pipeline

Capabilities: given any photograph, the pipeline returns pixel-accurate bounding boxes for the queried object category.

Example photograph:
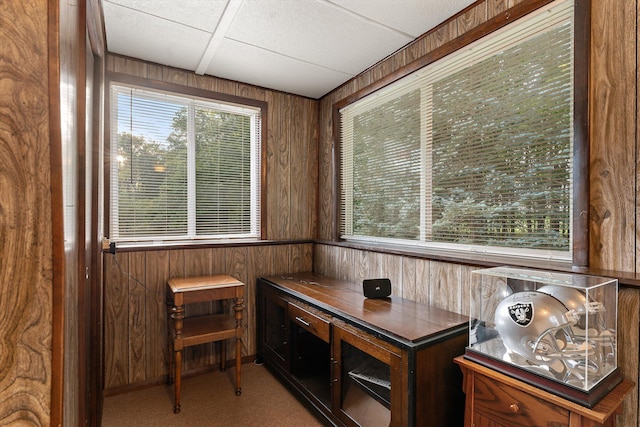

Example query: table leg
[235,337,242,396]
[174,349,182,414]
[171,304,185,413]
[234,296,244,396]
[220,341,226,372]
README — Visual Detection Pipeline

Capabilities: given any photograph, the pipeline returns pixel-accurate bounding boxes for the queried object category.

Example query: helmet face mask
[537,285,616,367]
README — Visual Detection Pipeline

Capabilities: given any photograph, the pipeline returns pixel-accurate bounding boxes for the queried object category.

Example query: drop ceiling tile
[103,1,212,70]
[331,0,476,38]
[206,38,353,98]
[103,0,228,32]
[226,0,413,75]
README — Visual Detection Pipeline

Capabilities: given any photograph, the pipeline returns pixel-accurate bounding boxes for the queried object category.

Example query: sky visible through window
[117,93,181,148]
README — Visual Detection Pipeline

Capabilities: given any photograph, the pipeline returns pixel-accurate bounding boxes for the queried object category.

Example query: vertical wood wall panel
[128,252,146,384]
[104,253,129,389]
[637,0,640,278]
[618,288,639,426]
[401,257,417,300]
[457,2,488,34]
[227,247,250,357]
[318,98,335,240]
[381,253,403,297]
[487,0,511,18]
[145,250,169,380]
[590,0,636,272]
[428,261,462,313]
[0,1,53,423]
[266,91,291,240]
[414,258,431,305]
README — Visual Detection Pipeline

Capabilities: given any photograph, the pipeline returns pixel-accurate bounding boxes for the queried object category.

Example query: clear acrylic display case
[466,266,621,407]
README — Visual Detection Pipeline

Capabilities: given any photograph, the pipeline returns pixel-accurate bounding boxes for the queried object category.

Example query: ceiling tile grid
[102,0,475,98]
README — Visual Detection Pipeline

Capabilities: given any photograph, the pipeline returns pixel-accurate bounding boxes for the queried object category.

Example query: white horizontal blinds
[110,84,261,242]
[340,0,574,258]
[194,104,253,236]
[111,86,188,238]
[429,6,573,250]
[342,89,422,240]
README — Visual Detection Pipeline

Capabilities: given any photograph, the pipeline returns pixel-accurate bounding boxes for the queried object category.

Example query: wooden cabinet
[332,322,401,426]
[257,273,469,427]
[454,356,634,427]
[258,285,289,371]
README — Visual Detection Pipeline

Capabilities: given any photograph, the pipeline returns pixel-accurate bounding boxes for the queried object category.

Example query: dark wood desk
[167,275,244,414]
[257,272,468,426]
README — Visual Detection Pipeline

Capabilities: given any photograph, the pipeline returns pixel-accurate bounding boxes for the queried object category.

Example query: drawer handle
[509,403,520,413]
[295,316,312,327]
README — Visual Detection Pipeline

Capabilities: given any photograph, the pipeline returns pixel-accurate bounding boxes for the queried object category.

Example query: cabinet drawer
[473,373,569,426]
[288,302,330,343]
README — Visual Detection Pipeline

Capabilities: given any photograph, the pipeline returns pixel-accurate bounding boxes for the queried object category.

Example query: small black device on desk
[363,278,391,299]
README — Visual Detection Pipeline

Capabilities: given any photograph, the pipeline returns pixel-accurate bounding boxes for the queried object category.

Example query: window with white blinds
[109,84,262,244]
[340,0,575,262]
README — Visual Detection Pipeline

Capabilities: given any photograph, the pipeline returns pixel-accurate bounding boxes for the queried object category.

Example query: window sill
[102,238,313,253]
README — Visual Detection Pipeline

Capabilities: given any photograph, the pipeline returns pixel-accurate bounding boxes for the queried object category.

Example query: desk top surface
[261,272,468,345]
[168,275,243,293]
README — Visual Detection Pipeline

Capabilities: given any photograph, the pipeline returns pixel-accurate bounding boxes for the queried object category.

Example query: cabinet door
[289,302,332,410]
[257,283,289,370]
[332,324,404,427]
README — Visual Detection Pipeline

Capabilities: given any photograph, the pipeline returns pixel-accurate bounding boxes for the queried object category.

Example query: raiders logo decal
[508,302,533,327]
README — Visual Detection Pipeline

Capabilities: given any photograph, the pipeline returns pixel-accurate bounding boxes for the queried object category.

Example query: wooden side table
[167,275,245,414]
[454,356,634,427]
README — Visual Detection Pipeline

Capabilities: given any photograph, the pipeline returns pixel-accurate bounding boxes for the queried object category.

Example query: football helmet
[537,284,608,332]
[494,291,597,383]
[537,284,615,367]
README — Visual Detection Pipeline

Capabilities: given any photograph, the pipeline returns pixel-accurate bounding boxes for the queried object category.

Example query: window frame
[104,72,268,247]
[332,0,590,267]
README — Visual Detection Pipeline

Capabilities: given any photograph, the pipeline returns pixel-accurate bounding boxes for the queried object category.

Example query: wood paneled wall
[589,0,636,272]
[0,1,54,424]
[103,243,312,391]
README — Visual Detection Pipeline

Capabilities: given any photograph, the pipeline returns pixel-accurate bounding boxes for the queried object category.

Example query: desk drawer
[288,302,330,343]
[473,373,569,426]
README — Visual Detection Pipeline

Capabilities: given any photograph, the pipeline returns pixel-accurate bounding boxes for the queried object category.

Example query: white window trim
[108,82,263,246]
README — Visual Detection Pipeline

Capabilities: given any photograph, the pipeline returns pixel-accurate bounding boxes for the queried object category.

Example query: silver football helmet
[537,285,607,332]
[494,291,598,383]
[537,284,615,367]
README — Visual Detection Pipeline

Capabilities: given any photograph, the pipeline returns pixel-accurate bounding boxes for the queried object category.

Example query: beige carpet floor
[102,362,326,427]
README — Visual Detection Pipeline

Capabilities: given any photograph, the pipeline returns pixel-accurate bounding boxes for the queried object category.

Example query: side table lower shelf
[181,314,239,346]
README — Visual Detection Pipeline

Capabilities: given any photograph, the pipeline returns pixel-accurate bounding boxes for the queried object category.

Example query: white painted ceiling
[102,0,475,99]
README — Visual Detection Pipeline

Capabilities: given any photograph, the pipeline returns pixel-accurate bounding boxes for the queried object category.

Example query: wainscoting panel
[103,243,313,393]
